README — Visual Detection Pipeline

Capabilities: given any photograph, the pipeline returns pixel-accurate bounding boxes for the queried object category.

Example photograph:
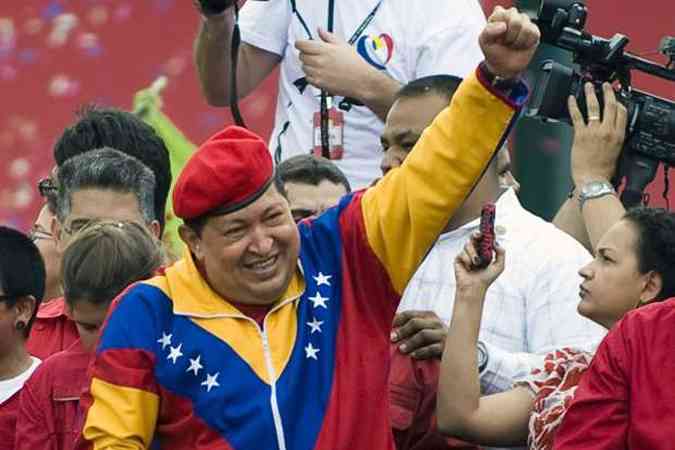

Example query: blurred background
[1,0,674,230]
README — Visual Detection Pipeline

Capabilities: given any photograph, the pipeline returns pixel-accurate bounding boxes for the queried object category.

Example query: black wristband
[478,61,520,91]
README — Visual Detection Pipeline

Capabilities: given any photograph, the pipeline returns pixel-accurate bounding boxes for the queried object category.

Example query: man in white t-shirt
[193,0,486,188]
[383,75,607,399]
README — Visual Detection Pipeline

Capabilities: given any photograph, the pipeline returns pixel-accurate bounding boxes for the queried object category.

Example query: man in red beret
[76,7,539,450]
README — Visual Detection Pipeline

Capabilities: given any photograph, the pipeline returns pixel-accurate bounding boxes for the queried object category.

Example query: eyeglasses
[0,295,16,302]
[37,178,57,198]
[62,218,97,236]
[29,228,54,242]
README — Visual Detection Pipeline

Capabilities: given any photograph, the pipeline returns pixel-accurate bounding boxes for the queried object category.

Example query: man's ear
[148,220,161,239]
[179,224,203,260]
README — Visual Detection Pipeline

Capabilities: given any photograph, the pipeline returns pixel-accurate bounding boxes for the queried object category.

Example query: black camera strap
[229,1,246,128]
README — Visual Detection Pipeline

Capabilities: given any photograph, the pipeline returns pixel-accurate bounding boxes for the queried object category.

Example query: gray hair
[56,147,156,223]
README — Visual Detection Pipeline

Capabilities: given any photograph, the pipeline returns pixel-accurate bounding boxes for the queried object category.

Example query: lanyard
[289,0,384,157]
[290,0,384,44]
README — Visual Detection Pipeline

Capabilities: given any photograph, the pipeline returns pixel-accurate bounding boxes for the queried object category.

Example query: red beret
[173,126,274,220]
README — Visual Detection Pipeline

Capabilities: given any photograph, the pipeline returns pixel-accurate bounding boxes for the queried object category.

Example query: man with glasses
[31,167,61,303]
[26,148,159,360]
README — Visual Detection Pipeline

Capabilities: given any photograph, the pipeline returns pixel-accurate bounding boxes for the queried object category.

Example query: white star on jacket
[313,272,332,287]
[201,372,220,392]
[308,292,329,309]
[157,332,172,350]
[186,355,204,376]
[305,343,320,360]
[306,317,324,334]
[167,343,183,364]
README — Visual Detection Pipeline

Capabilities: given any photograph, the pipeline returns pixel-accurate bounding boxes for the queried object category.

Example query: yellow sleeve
[361,71,519,295]
[82,378,160,450]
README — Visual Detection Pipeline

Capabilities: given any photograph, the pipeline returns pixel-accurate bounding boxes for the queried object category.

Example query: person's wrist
[456,284,488,301]
[573,174,612,188]
[356,65,387,103]
[482,60,520,82]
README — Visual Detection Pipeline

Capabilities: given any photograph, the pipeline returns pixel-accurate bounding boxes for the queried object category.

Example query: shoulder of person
[617,298,675,343]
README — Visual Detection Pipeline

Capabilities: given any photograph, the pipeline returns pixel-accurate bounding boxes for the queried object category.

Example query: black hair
[56,147,157,225]
[623,207,675,300]
[396,74,463,103]
[53,106,171,233]
[0,226,46,338]
[274,155,351,198]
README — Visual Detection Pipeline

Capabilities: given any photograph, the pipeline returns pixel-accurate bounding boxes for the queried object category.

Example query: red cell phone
[475,203,496,269]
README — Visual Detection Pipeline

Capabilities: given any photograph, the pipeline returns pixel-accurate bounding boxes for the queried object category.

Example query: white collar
[0,356,40,404]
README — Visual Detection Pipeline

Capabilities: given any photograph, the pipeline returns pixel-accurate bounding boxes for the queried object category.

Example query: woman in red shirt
[0,226,46,450]
[436,207,675,450]
[14,221,163,450]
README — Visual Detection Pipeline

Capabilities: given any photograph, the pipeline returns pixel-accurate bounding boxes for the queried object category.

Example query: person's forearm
[437,287,485,434]
[581,193,625,253]
[356,69,401,121]
[553,197,592,253]
[194,12,236,106]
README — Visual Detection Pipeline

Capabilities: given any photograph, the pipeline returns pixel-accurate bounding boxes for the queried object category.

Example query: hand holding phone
[474,203,496,269]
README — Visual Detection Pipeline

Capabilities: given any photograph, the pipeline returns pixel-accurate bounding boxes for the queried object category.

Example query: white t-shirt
[239,0,486,188]
[0,357,40,404]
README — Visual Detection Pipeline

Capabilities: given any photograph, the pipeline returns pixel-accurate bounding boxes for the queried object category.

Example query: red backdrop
[1,0,674,230]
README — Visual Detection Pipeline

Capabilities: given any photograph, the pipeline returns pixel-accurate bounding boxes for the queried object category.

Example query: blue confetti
[42,1,65,20]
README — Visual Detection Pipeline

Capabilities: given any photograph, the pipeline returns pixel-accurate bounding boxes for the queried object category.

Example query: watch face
[587,182,603,195]
[582,181,612,198]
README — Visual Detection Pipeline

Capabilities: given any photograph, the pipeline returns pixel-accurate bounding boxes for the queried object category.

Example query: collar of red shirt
[36,297,68,319]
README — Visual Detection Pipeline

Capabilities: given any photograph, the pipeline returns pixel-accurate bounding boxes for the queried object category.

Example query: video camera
[526,0,675,207]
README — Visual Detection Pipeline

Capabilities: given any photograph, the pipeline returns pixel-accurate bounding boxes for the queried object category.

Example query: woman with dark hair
[436,207,675,450]
[0,226,46,450]
[14,220,163,450]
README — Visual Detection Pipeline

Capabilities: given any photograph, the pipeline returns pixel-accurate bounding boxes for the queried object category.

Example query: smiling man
[76,8,540,450]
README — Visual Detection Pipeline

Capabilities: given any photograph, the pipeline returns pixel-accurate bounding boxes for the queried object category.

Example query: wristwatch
[477,341,488,373]
[578,180,616,210]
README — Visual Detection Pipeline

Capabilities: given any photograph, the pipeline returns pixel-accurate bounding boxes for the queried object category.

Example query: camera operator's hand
[391,311,447,360]
[296,29,378,99]
[569,82,628,186]
[480,6,540,80]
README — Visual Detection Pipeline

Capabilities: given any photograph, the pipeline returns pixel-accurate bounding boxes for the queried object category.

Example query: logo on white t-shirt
[356,33,394,70]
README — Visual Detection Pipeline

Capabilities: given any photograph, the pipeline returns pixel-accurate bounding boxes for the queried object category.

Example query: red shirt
[26,298,79,361]
[0,393,21,450]
[554,298,675,450]
[389,346,480,450]
[15,340,91,450]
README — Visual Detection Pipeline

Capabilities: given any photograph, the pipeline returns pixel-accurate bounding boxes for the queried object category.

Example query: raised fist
[479,6,540,80]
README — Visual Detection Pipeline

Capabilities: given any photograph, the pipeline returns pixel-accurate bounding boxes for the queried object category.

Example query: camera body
[526,0,675,205]
[528,60,675,165]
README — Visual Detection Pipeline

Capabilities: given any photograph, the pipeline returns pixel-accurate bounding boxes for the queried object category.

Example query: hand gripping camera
[526,0,675,207]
